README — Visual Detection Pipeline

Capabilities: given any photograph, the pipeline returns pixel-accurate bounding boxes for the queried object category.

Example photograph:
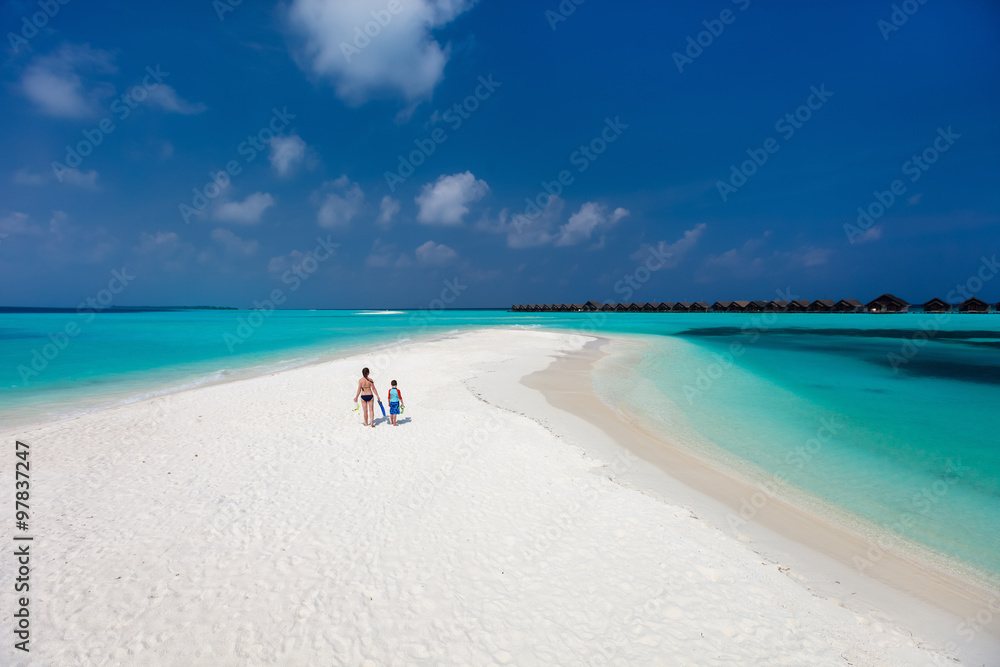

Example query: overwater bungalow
[786,299,811,313]
[690,302,710,313]
[658,302,675,312]
[615,303,631,312]
[673,302,692,312]
[834,298,863,313]
[866,294,909,313]
[601,303,618,312]
[808,299,835,312]
[711,301,732,312]
[729,301,750,313]
[583,301,601,312]
[627,303,643,312]
[642,303,659,312]
[767,300,788,312]
[959,297,989,313]
[748,300,768,313]
[922,298,951,313]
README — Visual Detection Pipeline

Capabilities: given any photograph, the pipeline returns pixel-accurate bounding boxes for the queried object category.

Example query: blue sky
[1,0,998,308]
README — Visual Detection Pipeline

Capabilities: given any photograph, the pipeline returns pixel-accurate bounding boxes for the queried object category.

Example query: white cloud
[415,240,457,266]
[782,246,834,267]
[505,196,565,248]
[854,226,883,244]
[58,167,100,190]
[214,192,275,224]
[416,171,489,226]
[145,85,207,115]
[20,44,117,118]
[554,203,629,247]
[0,212,43,237]
[631,223,706,268]
[316,176,365,229]
[286,0,477,105]
[699,232,771,282]
[211,228,259,257]
[138,230,181,253]
[12,169,46,186]
[377,195,400,227]
[269,134,308,177]
[135,230,196,271]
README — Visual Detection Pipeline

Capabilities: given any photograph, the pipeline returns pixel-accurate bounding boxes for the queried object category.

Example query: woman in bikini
[353,367,381,428]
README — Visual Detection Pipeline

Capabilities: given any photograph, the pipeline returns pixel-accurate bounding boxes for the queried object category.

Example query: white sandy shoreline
[0,328,993,665]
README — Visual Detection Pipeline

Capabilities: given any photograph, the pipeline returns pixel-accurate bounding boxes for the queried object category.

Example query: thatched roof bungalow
[642,303,659,312]
[748,300,768,313]
[583,301,601,312]
[866,294,909,313]
[959,297,989,313]
[615,303,631,312]
[601,303,617,312]
[570,303,585,312]
[808,299,835,312]
[711,301,732,312]
[658,302,675,312]
[787,299,811,313]
[673,302,692,312]
[834,299,863,313]
[767,300,788,312]
[729,301,750,313]
[922,298,951,313]
[690,302,710,312]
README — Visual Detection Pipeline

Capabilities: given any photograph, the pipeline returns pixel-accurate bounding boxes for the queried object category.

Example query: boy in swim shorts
[388,380,404,426]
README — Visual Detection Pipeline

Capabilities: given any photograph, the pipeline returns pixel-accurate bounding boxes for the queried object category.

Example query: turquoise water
[2,309,999,584]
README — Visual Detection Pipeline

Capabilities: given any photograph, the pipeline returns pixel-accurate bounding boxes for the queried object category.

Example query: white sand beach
[2,328,997,665]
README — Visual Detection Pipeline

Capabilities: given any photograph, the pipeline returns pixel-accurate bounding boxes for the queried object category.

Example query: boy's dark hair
[391,380,397,386]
